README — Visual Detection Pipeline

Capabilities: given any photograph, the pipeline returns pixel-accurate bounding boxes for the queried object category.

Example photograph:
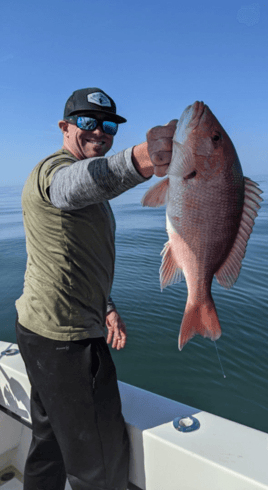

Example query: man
[15,87,177,490]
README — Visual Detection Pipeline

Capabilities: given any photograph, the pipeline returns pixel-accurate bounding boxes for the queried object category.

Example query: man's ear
[58,120,69,135]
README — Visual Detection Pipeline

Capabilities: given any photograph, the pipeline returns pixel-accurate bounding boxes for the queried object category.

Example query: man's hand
[106,310,127,350]
[131,119,178,179]
[147,119,178,177]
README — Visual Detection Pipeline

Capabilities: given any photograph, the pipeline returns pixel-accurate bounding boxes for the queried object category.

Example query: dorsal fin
[141,177,169,207]
[215,177,263,289]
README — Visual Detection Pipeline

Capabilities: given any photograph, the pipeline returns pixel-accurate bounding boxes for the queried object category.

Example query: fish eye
[212,132,221,142]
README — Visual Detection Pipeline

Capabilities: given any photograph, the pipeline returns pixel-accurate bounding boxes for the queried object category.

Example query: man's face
[59,112,114,160]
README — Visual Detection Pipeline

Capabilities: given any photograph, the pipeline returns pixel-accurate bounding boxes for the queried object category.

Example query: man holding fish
[15,87,177,490]
[16,88,262,490]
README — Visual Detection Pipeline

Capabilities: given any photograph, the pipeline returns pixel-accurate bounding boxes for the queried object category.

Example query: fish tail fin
[178,300,222,351]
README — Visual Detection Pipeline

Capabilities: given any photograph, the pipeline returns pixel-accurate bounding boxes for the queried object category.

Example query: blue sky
[1,0,267,184]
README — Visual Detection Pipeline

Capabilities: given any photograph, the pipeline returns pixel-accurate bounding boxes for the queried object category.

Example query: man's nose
[91,123,104,134]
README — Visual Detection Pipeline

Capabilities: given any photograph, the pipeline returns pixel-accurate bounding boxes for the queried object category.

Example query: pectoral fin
[215,177,263,289]
[141,177,169,207]
[159,241,184,290]
[170,141,196,178]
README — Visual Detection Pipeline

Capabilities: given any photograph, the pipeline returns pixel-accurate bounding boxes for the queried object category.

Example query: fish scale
[142,101,263,350]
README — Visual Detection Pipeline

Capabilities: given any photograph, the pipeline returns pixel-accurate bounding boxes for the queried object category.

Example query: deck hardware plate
[0,465,23,486]
[0,471,15,482]
[173,415,200,432]
[0,344,20,360]
[3,348,19,356]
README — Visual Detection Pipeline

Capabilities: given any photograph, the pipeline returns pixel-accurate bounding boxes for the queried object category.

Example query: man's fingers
[120,335,127,349]
[115,322,126,350]
[112,335,118,349]
[111,325,120,346]
[154,164,169,177]
[148,138,173,157]
[146,119,178,177]
[149,148,172,176]
[147,119,178,141]
[165,118,179,126]
[106,316,127,350]
[106,329,113,344]
[149,150,172,166]
[119,325,127,348]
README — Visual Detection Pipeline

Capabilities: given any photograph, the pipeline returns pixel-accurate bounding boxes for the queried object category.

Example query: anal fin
[159,241,183,290]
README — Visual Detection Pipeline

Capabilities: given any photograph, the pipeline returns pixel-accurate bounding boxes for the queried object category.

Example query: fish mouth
[174,101,205,144]
[190,101,205,126]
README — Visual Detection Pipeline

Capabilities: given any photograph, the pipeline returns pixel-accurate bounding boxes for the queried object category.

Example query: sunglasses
[66,115,118,136]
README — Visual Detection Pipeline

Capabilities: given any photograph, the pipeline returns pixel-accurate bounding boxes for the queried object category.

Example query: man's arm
[49,147,147,210]
[49,120,177,210]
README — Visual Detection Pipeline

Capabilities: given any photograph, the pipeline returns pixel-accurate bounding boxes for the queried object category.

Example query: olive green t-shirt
[16,150,116,340]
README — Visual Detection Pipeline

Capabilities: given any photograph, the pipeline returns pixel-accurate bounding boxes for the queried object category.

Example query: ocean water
[0,175,267,433]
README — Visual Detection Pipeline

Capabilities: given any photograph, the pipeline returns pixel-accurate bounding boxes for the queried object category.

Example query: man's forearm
[49,147,151,211]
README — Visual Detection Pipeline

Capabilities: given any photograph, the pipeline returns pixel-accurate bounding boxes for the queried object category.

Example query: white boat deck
[0,341,267,490]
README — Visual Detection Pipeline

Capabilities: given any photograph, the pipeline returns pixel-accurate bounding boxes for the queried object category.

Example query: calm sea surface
[0,175,267,433]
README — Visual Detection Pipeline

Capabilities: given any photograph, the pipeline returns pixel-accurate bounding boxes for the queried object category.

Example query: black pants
[16,320,129,490]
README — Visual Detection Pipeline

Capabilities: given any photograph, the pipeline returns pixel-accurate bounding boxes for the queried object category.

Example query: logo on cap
[87,92,111,107]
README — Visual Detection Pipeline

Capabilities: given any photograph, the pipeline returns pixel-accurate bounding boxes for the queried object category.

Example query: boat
[0,340,267,489]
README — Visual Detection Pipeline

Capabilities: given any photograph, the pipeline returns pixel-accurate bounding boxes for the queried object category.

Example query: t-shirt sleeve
[38,155,76,203]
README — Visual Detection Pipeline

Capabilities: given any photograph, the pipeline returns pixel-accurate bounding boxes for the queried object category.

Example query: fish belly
[165,215,221,350]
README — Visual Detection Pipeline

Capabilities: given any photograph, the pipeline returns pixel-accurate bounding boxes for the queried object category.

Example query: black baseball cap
[63,87,127,124]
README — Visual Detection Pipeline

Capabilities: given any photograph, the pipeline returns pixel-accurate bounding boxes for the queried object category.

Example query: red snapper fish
[142,101,263,350]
